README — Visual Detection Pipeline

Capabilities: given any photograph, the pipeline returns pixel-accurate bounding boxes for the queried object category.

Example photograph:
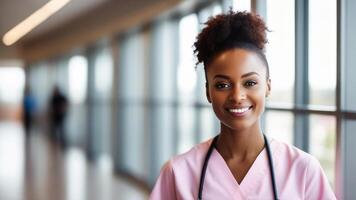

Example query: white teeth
[229,107,250,113]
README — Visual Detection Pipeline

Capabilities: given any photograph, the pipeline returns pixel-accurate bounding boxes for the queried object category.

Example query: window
[118,31,148,179]
[309,115,336,188]
[29,64,54,111]
[198,107,219,141]
[68,55,88,104]
[177,14,199,102]
[148,20,177,183]
[91,46,114,156]
[0,67,25,104]
[94,47,113,99]
[262,0,338,188]
[308,0,337,107]
[177,13,199,153]
[232,0,251,11]
[264,111,294,144]
[67,55,88,145]
[266,0,295,106]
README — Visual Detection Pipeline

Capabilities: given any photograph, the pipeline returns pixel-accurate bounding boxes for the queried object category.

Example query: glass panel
[195,65,208,104]
[308,0,336,107]
[309,115,336,189]
[266,0,295,106]
[149,104,174,182]
[177,14,199,154]
[199,107,219,142]
[121,104,147,178]
[149,20,176,183]
[198,5,213,30]
[232,0,251,12]
[150,20,175,101]
[94,47,113,99]
[177,106,195,154]
[55,59,69,96]
[68,55,88,104]
[29,64,56,111]
[196,4,223,104]
[117,31,148,180]
[119,33,145,100]
[178,14,199,103]
[92,103,112,155]
[66,103,87,145]
[0,67,25,104]
[92,46,113,156]
[264,110,294,144]
[211,3,223,15]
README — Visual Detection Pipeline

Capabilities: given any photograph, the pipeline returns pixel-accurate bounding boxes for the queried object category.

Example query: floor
[0,121,149,200]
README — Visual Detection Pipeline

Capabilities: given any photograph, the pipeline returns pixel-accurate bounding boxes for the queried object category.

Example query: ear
[206,82,212,103]
[266,78,271,97]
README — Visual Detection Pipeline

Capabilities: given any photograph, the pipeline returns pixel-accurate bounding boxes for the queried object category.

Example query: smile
[226,106,253,117]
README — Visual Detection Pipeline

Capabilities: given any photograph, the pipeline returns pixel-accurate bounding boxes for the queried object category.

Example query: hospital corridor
[0,121,149,200]
[0,0,356,199]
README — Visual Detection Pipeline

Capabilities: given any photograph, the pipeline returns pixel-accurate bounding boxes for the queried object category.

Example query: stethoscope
[198,134,279,200]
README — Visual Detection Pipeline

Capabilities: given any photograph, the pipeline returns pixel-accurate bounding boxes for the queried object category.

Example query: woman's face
[206,48,271,132]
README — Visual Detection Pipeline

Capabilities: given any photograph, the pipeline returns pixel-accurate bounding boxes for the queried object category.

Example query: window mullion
[338,0,356,198]
[294,0,309,152]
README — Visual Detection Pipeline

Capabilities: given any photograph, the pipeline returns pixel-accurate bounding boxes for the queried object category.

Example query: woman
[150,11,336,200]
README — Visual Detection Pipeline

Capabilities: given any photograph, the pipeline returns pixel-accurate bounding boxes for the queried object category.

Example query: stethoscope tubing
[198,134,279,200]
[264,134,279,200]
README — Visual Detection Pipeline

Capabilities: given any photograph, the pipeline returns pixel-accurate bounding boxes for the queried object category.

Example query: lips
[226,106,253,117]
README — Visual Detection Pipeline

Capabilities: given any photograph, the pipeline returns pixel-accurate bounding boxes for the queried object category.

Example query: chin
[221,116,261,131]
[222,121,253,132]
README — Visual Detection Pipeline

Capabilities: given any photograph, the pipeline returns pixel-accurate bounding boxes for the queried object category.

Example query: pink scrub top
[150,138,336,200]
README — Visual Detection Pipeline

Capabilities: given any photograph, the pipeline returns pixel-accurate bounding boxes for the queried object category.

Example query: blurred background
[0,0,355,199]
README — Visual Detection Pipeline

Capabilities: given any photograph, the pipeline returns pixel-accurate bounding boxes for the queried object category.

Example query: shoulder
[168,138,213,172]
[269,138,336,199]
[269,138,316,181]
[150,138,214,200]
[270,138,314,168]
[157,138,213,176]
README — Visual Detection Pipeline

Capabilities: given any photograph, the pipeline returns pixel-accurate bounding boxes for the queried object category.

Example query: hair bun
[194,10,268,65]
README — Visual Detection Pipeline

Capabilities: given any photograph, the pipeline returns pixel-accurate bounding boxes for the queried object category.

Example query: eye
[244,80,257,87]
[215,83,231,89]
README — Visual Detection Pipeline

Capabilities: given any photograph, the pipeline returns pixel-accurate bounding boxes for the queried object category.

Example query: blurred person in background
[49,85,68,147]
[23,85,36,134]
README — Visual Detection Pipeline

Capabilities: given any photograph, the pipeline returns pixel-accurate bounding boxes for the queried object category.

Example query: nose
[229,85,246,103]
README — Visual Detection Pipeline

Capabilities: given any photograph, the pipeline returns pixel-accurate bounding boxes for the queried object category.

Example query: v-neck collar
[211,145,270,196]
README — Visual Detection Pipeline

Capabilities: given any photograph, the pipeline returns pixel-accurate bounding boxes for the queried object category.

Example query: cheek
[210,91,226,105]
[211,102,226,123]
[209,92,227,114]
[251,91,267,109]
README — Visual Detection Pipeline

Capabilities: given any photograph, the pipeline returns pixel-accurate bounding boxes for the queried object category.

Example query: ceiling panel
[0,0,109,59]
[0,0,109,40]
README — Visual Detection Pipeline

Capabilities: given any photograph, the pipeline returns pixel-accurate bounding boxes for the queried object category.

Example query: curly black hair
[193,10,269,79]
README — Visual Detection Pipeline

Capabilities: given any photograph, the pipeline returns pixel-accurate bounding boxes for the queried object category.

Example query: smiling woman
[149,11,336,200]
[205,49,270,133]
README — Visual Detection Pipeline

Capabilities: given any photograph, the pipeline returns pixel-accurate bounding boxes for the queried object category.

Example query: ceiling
[0,0,110,60]
[0,0,185,63]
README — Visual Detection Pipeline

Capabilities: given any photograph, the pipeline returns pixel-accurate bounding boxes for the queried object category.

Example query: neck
[216,123,265,161]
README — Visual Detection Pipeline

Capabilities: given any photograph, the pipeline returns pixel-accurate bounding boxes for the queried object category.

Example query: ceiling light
[2,0,71,46]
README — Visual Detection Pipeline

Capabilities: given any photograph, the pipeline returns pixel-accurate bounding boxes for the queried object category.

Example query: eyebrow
[213,72,260,80]
[242,72,260,78]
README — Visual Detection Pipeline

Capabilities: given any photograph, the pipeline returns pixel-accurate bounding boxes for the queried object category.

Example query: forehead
[206,48,267,77]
